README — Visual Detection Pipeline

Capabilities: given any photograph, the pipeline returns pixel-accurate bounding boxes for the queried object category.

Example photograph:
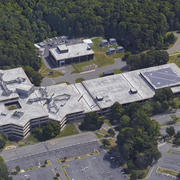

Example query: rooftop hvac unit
[129,88,137,94]
[96,96,103,101]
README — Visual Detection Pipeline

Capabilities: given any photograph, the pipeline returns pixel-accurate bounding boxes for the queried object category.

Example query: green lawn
[75,78,85,83]
[95,133,104,139]
[99,129,109,136]
[169,53,180,67]
[72,60,96,73]
[157,167,179,177]
[17,135,39,147]
[55,81,70,85]
[174,97,180,108]
[56,124,79,138]
[17,124,79,147]
[7,105,18,110]
[39,59,63,78]
[104,119,112,127]
[72,37,125,73]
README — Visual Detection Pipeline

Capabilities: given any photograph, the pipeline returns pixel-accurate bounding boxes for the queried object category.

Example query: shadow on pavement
[103,152,123,169]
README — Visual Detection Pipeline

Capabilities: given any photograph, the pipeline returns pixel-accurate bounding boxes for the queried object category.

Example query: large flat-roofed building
[0,63,180,139]
[49,42,94,66]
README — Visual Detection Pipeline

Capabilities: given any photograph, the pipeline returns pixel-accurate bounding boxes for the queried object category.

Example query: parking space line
[56,149,99,164]
[61,164,70,180]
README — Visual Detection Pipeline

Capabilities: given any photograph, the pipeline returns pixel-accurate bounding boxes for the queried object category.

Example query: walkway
[167,32,180,55]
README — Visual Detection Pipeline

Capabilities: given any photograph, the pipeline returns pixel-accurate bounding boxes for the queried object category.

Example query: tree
[170,115,178,124]
[177,172,180,178]
[0,156,11,180]
[116,102,161,174]
[80,112,103,131]
[108,128,115,137]
[32,121,60,141]
[164,33,176,45]
[111,102,125,124]
[15,166,20,173]
[102,139,110,147]
[154,88,174,102]
[32,127,43,141]
[119,115,130,128]
[43,121,60,140]
[126,50,169,70]
[173,131,180,146]
[166,126,175,137]
[0,137,6,150]
[56,173,60,177]
[24,66,42,86]
[0,134,8,150]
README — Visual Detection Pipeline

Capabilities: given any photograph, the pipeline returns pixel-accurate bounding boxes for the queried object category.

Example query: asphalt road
[151,109,180,125]
[0,132,97,162]
[168,32,180,55]
[41,58,127,86]
[2,131,128,180]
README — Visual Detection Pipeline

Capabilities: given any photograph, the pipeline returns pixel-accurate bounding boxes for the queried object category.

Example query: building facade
[0,63,180,139]
[49,42,94,67]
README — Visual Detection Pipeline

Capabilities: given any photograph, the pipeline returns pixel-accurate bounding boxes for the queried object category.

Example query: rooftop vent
[12,111,24,118]
[96,96,103,101]
[1,112,6,116]
[129,88,137,94]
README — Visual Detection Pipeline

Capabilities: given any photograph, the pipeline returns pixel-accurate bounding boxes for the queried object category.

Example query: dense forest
[0,0,180,83]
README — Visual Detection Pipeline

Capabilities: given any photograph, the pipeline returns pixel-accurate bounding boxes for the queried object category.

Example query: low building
[116,46,124,53]
[102,71,114,77]
[49,42,94,67]
[83,39,93,47]
[100,39,108,47]
[106,48,116,55]
[39,48,45,56]
[109,38,117,45]
[0,63,180,139]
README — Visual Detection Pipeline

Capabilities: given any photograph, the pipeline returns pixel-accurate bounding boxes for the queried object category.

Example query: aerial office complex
[0,63,180,139]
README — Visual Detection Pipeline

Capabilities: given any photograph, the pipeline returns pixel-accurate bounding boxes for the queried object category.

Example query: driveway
[151,109,180,125]
[41,58,127,86]
[167,32,180,55]
[145,143,180,180]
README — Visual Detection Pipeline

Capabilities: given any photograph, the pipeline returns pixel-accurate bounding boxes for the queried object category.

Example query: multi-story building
[49,42,94,67]
[0,63,180,139]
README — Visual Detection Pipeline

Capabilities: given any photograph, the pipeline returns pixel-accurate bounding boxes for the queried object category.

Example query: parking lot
[1,132,127,180]
[146,143,180,180]
[64,151,127,180]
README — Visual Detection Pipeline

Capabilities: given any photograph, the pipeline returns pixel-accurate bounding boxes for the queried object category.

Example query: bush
[108,129,115,137]
[166,126,175,137]
[174,131,180,146]
[15,166,20,173]
[102,139,110,147]
[32,121,60,141]
[0,134,8,150]
[80,112,103,131]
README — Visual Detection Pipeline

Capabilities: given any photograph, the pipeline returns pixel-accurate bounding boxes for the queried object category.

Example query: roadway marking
[61,164,70,180]
[56,149,99,164]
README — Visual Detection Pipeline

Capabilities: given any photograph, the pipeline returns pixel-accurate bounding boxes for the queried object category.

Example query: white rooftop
[49,42,94,61]
[83,39,93,45]
[57,44,68,52]
[0,63,180,128]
